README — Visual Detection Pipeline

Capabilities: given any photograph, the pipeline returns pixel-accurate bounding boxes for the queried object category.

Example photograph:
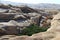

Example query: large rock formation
[0,13,15,20]
[0,3,59,40]
[0,4,10,9]
[0,9,9,13]
[0,20,31,35]
[0,12,59,40]
[29,13,41,26]
[0,12,41,35]
[30,12,60,40]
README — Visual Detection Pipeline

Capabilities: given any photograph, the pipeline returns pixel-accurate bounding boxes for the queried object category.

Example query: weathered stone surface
[29,13,41,26]
[0,35,16,40]
[18,6,39,13]
[0,20,31,35]
[47,13,60,32]
[19,13,60,40]
[0,3,60,40]
[0,13,16,20]
[2,12,60,40]
[0,4,10,9]
[9,36,30,40]
[0,9,9,13]
[14,15,27,20]
[9,8,23,13]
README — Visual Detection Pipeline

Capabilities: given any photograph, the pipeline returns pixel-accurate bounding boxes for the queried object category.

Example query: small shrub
[8,4,12,7]
[19,24,49,36]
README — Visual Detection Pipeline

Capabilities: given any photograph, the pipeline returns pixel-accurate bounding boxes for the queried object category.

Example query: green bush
[20,24,49,36]
[8,4,12,7]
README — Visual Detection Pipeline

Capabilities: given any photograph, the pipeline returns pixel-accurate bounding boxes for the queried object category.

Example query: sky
[0,0,60,4]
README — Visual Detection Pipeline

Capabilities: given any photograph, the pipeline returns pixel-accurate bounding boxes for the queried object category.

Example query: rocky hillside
[0,11,60,40]
[0,3,60,40]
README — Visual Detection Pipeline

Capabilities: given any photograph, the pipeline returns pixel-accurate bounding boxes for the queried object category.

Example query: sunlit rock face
[47,13,60,32]
[25,13,60,40]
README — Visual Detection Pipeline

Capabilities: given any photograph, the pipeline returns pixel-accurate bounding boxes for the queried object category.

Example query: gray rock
[0,4,10,9]
[0,20,31,35]
[29,13,41,26]
[0,9,9,13]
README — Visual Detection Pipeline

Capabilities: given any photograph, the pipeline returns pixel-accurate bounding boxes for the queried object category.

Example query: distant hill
[29,3,60,9]
[0,1,25,5]
[0,1,60,9]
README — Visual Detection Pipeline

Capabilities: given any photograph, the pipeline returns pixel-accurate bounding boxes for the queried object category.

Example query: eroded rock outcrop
[0,20,31,35]
[0,4,10,9]
[31,12,60,40]
[0,3,59,40]
[2,12,60,40]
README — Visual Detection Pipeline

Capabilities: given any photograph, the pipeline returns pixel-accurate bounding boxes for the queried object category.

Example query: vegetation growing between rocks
[18,24,50,36]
